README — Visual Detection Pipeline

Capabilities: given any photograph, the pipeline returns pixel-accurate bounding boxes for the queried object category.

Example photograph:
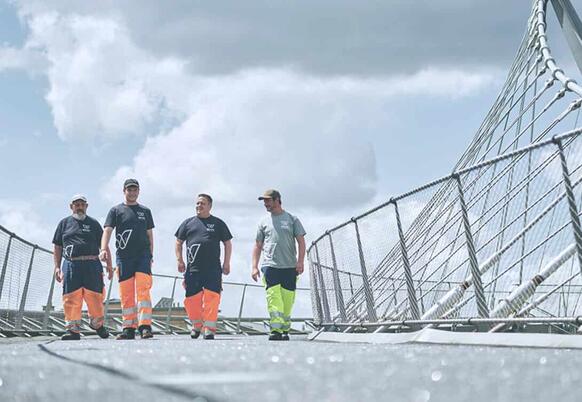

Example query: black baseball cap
[123,178,140,189]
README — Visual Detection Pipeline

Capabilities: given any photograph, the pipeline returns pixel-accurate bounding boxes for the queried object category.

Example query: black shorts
[184,267,222,296]
[62,259,104,295]
[262,267,297,291]
[116,253,152,282]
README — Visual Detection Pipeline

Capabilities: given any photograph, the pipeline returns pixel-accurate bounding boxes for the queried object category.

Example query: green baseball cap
[258,189,281,200]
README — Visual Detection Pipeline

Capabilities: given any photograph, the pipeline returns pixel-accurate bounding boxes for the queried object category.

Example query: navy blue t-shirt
[175,215,232,272]
[52,215,103,259]
[104,203,154,258]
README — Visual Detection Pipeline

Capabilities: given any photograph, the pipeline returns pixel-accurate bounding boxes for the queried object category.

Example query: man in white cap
[251,189,306,341]
[53,194,112,340]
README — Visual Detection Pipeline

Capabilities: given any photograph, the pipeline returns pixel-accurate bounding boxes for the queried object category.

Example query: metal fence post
[554,137,582,274]
[313,243,332,322]
[103,268,115,328]
[0,235,13,303]
[165,277,178,332]
[16,246,36,330]
[237,284,247,333]
[308,248,325,325]
[327,232,347,322]
[42,269,57,330]
[353,219,378,322]
[391,199,421,319]
[454,174,489,318]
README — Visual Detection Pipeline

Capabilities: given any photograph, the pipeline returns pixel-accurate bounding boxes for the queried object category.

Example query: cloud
[0,199,52,246]
[0,44,46,73]
[13,0,530,77]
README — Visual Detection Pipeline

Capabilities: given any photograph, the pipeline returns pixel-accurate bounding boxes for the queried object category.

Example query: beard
[72,212,86,220]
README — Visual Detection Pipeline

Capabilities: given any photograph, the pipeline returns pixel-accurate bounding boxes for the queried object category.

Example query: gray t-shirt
[256,211,306,269]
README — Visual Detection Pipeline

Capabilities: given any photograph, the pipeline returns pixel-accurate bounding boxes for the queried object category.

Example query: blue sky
[2,0,579,314]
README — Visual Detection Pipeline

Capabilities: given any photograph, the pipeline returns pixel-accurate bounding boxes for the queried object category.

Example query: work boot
[203,333,215,340]
[96,326,109,339]
[139,325,153,339]
[190,329,201,339]
[116,328,136,340]
[268,331,283,341]
[281,332,290,341]
[61,331,81,341]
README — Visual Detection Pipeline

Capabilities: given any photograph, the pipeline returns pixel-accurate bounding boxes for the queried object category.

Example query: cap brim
[71,198,87,203]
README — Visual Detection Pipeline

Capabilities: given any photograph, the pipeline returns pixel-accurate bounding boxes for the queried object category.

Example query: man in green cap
[251,189,306,341]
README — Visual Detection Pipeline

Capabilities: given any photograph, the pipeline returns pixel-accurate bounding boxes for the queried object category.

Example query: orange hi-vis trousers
[184,290,220,335]
[183,268,222,335]
[117,254,153,330]
[61,259,105,333]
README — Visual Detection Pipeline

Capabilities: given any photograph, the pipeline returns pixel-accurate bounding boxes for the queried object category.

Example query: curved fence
[308,0,582,334]
[0,223,312,336]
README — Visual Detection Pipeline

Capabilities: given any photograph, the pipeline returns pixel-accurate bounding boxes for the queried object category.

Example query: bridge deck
[1,334,581,401]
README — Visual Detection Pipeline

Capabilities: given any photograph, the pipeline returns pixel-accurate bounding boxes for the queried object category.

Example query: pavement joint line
[37,340,217,402]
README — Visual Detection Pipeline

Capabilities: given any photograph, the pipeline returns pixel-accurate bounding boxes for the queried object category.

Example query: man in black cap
[100,179,155,340]
[251,189,306,341]
[53,194,112,340]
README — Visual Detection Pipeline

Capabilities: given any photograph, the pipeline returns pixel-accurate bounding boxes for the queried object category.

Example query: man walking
[175,194,232,340]
[100,179,155,340]
[251,189,306,341]
[53,194,112,340]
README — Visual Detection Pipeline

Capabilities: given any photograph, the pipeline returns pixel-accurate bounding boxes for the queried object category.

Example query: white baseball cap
[70,194,88,203]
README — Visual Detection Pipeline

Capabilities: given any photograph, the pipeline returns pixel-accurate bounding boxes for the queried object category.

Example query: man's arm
[296,235,306,274]
[99,227,113,262]
[147,229,154,261]
[175,238,185,273]
[251,241,263,282]
[222,240,232,275]
[53,245,63,283]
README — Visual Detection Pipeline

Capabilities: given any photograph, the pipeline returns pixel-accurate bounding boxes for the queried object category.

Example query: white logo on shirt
[82,224,91,232]
[280,221,291,230]
[64,245,74,258]
[187,244,201,264]
[137,211,146,220]
[116,229,133,250]
[206,224,215,232]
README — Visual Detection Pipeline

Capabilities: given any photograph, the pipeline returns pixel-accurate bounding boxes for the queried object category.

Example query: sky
[1,0,580,316]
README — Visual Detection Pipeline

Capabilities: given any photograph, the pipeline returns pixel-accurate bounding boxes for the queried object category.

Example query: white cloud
[0,199,52,247]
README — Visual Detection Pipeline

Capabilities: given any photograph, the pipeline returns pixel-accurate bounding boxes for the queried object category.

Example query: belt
[69,255,99,261]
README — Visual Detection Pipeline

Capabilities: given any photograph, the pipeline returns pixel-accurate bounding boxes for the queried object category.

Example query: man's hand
[106,265,114,280]
[251,266,261,282]
[296,261,304,275]
[222,262,231,276]
[177,260,186,273]
[99,249,109,263]
[54,266,63,283]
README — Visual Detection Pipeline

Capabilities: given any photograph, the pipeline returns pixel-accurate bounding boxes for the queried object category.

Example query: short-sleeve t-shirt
[256,211,306,269]
[104,203,154,258]
[175,215,233,272]
[52,215,103,260]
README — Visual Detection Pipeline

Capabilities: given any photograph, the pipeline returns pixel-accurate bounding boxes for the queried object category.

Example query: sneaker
[268,331,283,341]
[190,329,201,339]
[96,326,109,339]
[116,328,136,340]
[61,331,81,341]
[140,328,153,339]
[203,333,215,340]
[281,332,290,341]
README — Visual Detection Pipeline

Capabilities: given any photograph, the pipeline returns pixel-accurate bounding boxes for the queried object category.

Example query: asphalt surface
[0,334,581,402]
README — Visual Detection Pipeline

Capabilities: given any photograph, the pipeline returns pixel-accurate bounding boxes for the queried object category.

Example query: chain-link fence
[308,0,582,333]
[0,223,312,335]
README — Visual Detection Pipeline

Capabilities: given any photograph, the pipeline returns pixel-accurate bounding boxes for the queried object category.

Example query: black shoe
[203,333,215,340]
[281,332,290,341]
[116,328,136,340]
[138,325,153,339]
[191,329,201,339]
[268,331,283,341]
[61,331,81,341]
[96,326,109,339]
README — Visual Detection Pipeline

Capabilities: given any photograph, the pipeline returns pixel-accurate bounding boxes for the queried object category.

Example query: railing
[308,0,582,334]
[0,223,312,336]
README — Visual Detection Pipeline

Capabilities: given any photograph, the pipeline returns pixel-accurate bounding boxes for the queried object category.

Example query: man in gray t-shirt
[252,189,306,341]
